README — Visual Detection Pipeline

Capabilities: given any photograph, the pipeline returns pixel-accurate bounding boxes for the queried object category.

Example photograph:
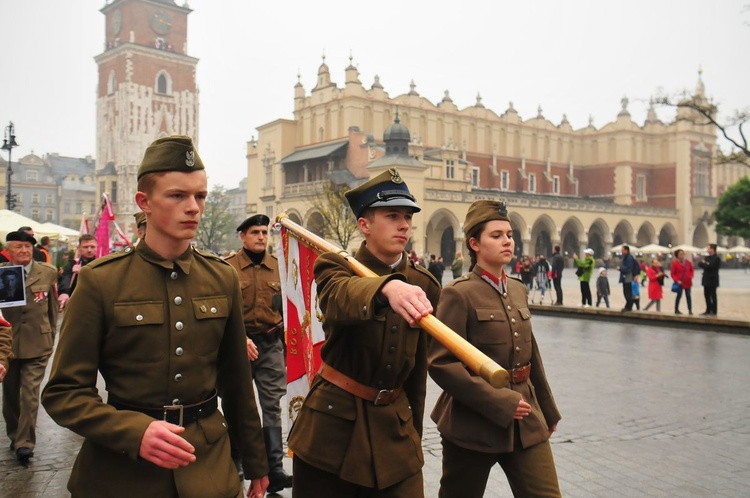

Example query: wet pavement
[2,270,749,497]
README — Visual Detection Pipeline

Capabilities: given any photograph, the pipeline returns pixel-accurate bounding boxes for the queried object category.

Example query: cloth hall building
[246,59,734,265]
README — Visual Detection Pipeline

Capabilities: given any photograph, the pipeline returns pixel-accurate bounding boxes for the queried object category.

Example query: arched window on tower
[155,71,172,95]
[107,70,116,95]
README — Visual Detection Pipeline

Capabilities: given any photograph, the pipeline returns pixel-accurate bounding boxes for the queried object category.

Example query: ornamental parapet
[424,188,679,218]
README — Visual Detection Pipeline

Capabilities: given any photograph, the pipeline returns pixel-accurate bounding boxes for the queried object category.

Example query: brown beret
[137,135,205,180]
[344,168,420,219]
[133,211,147,228]
[463,200,511,238]
[6,231,36,246]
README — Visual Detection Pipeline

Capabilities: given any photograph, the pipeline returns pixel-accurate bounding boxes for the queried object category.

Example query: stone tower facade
[95,0,199,231]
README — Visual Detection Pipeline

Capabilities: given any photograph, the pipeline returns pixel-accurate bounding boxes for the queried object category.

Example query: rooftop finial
[394,107,400,124]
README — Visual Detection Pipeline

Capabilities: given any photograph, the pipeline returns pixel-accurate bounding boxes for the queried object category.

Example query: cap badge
[185,150,195,168]
[498,201,508,217]
[389,168,403,184]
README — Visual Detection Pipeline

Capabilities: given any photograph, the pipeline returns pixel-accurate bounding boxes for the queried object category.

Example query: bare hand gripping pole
[276,213,510,389]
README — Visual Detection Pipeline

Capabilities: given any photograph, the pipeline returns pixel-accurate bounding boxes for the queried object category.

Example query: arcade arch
[613,220,634,246]
[588,219,610,258]
[425,209,461,263]
[636,221,656,246]
[529,214,555,257]
[658,223,678,247]
[692,223,709,247]
[560,217,585,256]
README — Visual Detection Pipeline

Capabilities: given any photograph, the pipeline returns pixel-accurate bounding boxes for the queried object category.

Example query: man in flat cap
[43,135,269,497]
[288,168,441,497]
[225,214,291,493]
[1,231,60,463]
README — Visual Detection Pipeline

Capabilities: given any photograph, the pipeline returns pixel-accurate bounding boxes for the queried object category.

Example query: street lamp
[1,121,19,210]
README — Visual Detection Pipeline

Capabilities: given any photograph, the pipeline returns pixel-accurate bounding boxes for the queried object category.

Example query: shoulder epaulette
[37,261,57,272]
[86,248,133,269]
[445,274,470,288]
[410,260,441,288]
[508,275,523,284]
[194,247,231,266]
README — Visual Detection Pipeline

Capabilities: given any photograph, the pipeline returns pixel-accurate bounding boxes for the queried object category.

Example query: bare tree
[196,185,235,254]
[307,181,359,251]
[654,90,749,167]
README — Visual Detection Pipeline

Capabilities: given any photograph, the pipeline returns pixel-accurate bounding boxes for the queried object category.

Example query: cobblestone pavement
[2,270,749,497]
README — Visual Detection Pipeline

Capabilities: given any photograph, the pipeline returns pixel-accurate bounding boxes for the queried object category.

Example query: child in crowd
[595,268,610,308]
[631,274,641,310]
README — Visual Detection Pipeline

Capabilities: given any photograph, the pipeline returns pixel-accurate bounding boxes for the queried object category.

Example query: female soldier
[428,200,561,498]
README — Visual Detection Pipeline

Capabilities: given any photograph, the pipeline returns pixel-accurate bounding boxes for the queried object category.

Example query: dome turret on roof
[383,111,410,143]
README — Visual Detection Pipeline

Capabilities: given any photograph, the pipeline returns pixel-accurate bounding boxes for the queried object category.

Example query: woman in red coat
[670,249,694,315]
[644,259,665,311]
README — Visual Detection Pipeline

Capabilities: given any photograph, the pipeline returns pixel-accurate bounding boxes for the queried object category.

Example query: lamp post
[1,121,19,210]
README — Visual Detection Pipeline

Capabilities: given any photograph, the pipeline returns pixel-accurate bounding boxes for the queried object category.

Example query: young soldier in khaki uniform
[1,231,60,463]
[428,200,561,498]
[42,136,269,498]
[225,214,292,493]
[288,168,441,497]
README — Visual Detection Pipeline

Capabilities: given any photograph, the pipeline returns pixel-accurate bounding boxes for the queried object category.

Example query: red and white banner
[277,226,325,426]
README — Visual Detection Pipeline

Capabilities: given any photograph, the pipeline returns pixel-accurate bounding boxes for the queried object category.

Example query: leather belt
[107,390,218,427]
[510,364,531,384]
[319,362,402,405]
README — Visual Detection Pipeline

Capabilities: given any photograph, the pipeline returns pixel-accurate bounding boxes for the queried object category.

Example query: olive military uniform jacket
[0,313,13,370]
[428,265,560,454]
[42,241,268,498]
[288,242,441,489]
[224,249,282,334]
[0,261,58,360]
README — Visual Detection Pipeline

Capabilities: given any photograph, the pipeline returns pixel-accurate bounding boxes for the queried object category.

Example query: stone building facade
[246,58,744,265]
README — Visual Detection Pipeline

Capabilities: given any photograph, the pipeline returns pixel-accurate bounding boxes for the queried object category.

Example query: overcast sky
[0,0,747,189]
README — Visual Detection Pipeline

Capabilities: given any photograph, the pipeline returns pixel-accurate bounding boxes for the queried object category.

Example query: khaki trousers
[293,456,424,498]
[3,355,49,450]
[439,427,560,498]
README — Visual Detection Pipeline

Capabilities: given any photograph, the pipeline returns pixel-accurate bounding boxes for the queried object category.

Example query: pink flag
[95,194,115,258]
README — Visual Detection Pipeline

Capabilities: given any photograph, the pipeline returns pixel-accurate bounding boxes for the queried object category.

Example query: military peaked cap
[344,168,420,219]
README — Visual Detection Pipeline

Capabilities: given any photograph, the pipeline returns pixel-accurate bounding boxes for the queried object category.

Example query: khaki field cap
[137,135,205,179]
[344,168,421,219]
[133,211,147,228]
[463,200,510,238]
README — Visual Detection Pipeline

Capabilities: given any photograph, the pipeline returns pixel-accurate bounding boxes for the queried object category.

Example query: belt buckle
[374,389,393,406]
[163,404,184,427]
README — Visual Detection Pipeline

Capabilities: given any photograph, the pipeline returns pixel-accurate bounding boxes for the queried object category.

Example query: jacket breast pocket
[191,296,229,357]
[517,307,532,342]
[111,302,165,363]
[472,308,507,345]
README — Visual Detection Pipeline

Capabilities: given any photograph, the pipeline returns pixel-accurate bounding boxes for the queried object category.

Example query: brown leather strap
[510,364,531,384]
[319,362,402,405]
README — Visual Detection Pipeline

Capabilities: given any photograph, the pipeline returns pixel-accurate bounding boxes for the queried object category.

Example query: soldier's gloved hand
[380,280,433,326]
[139,420,196,469]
